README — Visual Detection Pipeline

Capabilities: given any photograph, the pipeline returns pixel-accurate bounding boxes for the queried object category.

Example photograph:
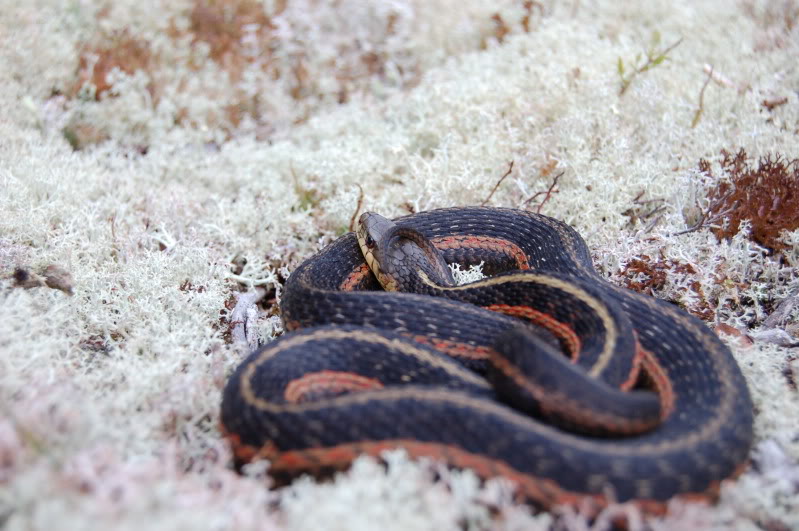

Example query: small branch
[672,193,738,237]
[691,65,713,128]
[227,273,279,287]
[481,161,514,206]
[748,329,799,348]
[523,171,563,213]
[348,184,365,232]
[762,97,788,111]
[762,287,799,330]
[641,208,668,234]
[490,13,510,43]
[230,288,267,350]
[703,63,747,93]
[632,190,666,208]
[645,205,668,218]
[623,191,666,230]
[521,1,545,32]
[618,36,683,96]
[671,216,704,237]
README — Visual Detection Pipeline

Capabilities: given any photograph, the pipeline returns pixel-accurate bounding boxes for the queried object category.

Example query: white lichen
[1,0,798,529]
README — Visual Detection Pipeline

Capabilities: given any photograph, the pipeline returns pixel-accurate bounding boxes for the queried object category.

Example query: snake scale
[221,206,753,513]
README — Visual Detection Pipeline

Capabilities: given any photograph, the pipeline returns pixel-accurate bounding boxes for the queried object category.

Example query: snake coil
[221,207,753,512]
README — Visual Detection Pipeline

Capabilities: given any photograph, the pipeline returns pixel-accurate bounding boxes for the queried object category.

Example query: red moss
[701,148,799,252]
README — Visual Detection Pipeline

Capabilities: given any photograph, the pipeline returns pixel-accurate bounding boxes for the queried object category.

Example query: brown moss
[743,0,799,50]
[66,0,422,146]
[701,149,799,252]
[490,14,511,44]
[620,256,668,295]
[189,0,282,80]
[521,1,543,32]
[219,294,238,345]
[620,255,714,320]
[73,31,154,99]
[487,2,539,48]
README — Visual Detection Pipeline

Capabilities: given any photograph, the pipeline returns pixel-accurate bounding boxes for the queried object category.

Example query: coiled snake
[221,207,753,512]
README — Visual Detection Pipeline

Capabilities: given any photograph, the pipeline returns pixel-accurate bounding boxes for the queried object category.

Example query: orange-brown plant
[699,149,799,252]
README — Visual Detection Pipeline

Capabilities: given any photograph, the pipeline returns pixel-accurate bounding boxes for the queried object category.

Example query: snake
[221,206,754,513]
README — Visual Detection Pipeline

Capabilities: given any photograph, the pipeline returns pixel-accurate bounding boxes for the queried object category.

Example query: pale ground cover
[1,1,798,530]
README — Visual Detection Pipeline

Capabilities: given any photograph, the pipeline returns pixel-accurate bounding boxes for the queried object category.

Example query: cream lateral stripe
[417,270,618,378]
[240,329,491,407]
[241,381,722,457]
[357,231,386,287]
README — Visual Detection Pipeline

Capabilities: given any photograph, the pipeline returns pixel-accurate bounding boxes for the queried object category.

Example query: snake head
[357,212,455,293]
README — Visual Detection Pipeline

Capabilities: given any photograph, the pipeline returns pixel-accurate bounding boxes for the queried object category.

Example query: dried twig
[691,65,713,128]
[230,288,267,350]
[671,194,738,236]
[523,171,563,213]
[703,63,747,93]
[481,161,514,206]
[641,208,667,234]
[348,184,365,232]
[13,264,75,295]
[749,328,799,348]
[633,191,666,209]
[623,191,667,232]
[762,97,789,111]
[490,14,510,43]
[672,191,737,236]
[521,1,545,32]
[762,287,799,330]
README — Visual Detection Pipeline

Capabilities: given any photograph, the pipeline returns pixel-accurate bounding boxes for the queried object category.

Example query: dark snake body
[221,207,754,510]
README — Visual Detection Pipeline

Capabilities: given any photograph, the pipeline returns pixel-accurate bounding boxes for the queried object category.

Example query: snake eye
[365,234,376,248]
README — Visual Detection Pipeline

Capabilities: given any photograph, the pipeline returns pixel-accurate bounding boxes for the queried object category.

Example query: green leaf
[651,30,661,49]
[617,57,625,76]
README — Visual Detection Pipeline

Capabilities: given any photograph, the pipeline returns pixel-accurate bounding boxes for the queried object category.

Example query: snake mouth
[356,212,398,291]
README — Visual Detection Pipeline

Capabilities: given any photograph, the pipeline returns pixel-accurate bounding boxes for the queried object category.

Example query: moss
[619,255,714,320]
[73,30,155,100]
[187,0,281,82]
[700,149,799,252]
